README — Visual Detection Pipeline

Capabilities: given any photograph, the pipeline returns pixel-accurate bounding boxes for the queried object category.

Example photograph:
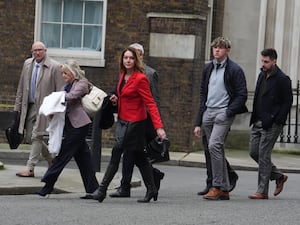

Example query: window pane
[42,24,61,48]
[84,26,102,51]
[40,0,105,53]
[85,1,103,24]
[62,25,82,49]
[42,0,61,22]
[64,0,82,23]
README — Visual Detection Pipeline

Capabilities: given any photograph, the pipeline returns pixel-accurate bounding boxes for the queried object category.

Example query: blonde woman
[37,60,99,197]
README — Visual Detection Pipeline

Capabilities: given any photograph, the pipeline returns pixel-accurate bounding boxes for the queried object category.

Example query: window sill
[47,49,105,67]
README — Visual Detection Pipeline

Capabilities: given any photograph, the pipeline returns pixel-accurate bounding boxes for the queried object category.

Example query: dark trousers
[202,134,236,188]
[100,119,155,190]
[101,140,154,191]
[41,118,99,193]
[249,121,283,194]
[120,116,161,188]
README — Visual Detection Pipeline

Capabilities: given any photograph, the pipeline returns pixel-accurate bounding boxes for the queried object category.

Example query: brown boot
[204,187,229,200]
[274,175,288,196]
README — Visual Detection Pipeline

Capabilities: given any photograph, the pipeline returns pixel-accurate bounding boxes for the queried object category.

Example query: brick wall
[0,0,35,109]
[0,0,224,152]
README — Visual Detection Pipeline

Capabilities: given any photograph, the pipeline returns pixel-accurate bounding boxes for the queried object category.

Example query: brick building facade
[0,0,224,152]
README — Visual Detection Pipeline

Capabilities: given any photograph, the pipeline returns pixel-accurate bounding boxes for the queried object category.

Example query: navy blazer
[250,66,293,129]
[195,58,248,127]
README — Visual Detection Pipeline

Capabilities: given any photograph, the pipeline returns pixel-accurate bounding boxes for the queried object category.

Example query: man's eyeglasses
[32,48,45,53]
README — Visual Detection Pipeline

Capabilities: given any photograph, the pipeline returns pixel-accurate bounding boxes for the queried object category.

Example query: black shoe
[137,191,158,203]
[80,194,94,199]
[109,187,130,198]
[36,185,53,197]
[228,173,238,192]
[92,185,107,203]
[197,186,210,195]
[80,187,100,199]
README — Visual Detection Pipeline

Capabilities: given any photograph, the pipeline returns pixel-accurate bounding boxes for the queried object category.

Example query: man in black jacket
[248,48,293,200]
[194,37,248,200]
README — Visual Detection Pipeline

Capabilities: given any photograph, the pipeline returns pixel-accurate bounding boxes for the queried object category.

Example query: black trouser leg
[74,142,99,193]
[120,150,134,190]
[203,134,212,188]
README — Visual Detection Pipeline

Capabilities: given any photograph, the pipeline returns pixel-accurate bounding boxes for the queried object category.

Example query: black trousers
[106,119,152,178]
[120,116,159,188]
[41,118,99,193]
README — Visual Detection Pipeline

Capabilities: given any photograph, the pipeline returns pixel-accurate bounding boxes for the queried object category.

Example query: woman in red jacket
[93,47,167,203]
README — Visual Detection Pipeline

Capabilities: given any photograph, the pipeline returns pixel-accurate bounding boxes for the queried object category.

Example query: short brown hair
[261,48,277,60]
[211,37,231,49]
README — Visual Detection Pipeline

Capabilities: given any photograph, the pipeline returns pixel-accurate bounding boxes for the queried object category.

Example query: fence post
[91,109,102,172]
[294,80,299,143]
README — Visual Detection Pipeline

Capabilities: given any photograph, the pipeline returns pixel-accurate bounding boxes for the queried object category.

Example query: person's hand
[194,126,201,138]
[156,128,167,140]
[110,94,118,106]
[48,114,54,121]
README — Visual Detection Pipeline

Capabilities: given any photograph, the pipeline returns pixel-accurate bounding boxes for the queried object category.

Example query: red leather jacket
[117,71,163,130]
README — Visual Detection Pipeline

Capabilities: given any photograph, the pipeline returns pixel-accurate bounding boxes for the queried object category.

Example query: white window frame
[34,0,107,67]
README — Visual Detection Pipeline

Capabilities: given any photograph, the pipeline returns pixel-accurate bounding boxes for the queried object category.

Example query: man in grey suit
[15,41,65,177]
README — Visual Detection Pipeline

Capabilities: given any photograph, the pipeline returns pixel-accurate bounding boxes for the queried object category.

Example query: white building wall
[222,0,300,91]
[222,0,261,94]
[221,0,300,145]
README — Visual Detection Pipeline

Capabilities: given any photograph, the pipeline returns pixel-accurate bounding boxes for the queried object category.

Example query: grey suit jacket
[144,63,160,109]
[65,79,91,128]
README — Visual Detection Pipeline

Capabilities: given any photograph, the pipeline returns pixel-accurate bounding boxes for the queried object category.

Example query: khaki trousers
[25,104,52,171]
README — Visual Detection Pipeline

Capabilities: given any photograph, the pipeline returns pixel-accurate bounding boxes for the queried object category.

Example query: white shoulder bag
[81,84,107,117]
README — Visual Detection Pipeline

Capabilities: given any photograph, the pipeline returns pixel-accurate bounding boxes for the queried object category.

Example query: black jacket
[195,58,248,126]
[250,65,293,129]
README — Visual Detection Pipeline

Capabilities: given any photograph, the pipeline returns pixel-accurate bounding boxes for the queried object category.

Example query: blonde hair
[61,60,86,80]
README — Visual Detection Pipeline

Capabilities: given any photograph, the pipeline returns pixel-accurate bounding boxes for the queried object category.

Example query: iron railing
[279,80,299,144]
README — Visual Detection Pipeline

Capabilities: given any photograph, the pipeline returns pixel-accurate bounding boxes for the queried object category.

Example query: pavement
[1,143,300,196]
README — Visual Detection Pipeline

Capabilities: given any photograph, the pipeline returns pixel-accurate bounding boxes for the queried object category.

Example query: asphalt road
[1,164,300,225]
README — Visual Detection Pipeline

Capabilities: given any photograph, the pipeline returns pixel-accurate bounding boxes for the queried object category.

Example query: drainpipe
[256,0,267,81]
[205,0,214,63]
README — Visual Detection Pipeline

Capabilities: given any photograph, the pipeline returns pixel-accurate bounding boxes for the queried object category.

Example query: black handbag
[5,111,23,149]
[146,137,170,163]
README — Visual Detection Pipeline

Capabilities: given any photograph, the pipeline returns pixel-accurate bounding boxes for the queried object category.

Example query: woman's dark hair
[119,47,144,73]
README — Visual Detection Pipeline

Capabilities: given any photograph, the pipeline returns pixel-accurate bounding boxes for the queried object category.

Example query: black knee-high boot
[153,167,165,191]
[137,163,158,203]
[93,164,118,202]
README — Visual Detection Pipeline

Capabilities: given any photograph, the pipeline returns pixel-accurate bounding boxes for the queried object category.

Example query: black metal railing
[279,80,300,144]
